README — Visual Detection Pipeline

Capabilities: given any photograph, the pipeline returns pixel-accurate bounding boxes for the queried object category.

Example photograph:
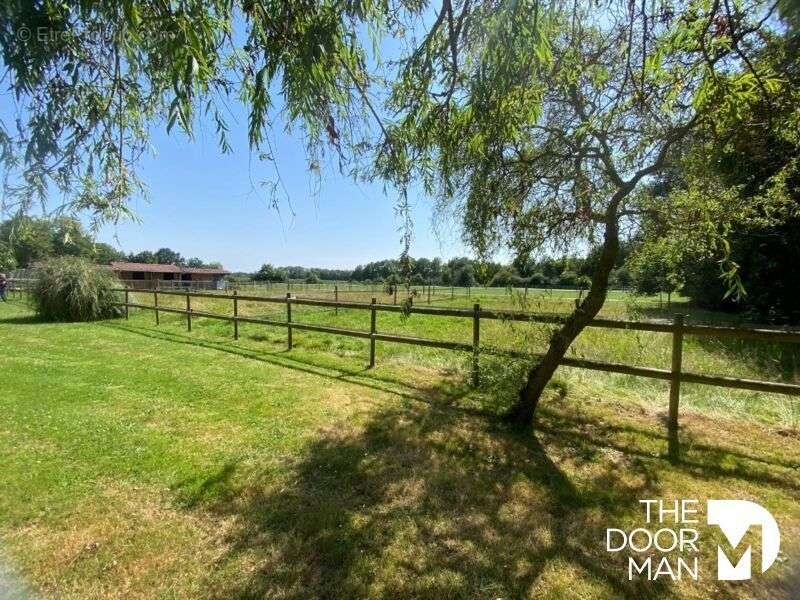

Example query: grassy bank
[0,298,798,598]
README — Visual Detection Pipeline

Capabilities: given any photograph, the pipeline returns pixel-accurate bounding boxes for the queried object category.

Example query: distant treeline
[0,215,221,271]
[249,250,633,289]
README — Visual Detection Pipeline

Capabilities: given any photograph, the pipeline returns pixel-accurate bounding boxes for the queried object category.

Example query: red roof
[181,266,230,275]
[109,262,228,275]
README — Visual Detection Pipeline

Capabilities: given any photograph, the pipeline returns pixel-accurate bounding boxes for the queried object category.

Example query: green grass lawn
[1,297,799,599]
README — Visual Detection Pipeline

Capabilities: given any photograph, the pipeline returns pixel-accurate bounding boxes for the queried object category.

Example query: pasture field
[225,281,671,310]
[0,296,798,599]
[139,288,799,427]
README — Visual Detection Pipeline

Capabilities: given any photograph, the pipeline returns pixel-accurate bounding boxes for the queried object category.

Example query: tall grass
[31,257,122,321]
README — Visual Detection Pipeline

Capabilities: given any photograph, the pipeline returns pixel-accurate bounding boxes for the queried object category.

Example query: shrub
[528,272,548,286]
[0,241,16,271]
[489,268,516,287]
[31,257,122,321]
[557,270,579,287]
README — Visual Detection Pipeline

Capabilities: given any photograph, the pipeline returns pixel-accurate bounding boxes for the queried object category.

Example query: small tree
[557,271,579,288]
[453,266,476,288]
[610,267,633,290]
[128,251,156,264]
[628,240,683,305]
[92,243,126,264]
[384,273,400,295]
[382,0,783,424]
[528,272,548,287]
[0,216,54,267]
[154,248,184,266]
[489,268,517,288]
[253,264,285,282]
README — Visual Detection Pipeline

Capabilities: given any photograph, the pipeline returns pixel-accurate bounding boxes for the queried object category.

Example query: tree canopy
[629,33,800,322]
[374,0,791,421]
[0,215,224,270]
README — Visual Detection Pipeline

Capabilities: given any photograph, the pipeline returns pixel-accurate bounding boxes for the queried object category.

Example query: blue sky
[95,113,470,273]
[92,11,473,273]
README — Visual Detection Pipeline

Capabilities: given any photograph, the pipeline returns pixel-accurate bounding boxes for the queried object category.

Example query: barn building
[109,262,229,290]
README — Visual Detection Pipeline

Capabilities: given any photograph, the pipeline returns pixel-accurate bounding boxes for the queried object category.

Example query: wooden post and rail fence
[9,280,798,459]
[111,286,800,459]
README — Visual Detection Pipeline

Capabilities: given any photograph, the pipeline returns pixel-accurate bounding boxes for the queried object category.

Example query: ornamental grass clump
[32,257,122,321]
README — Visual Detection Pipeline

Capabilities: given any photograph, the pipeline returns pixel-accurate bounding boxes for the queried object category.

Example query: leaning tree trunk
[508,216,620,426]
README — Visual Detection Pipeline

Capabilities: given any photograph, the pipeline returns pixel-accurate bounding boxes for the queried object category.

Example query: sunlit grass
[1,298,798,599]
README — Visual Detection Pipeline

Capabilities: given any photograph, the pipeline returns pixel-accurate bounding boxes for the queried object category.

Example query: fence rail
[225,280,654,307]
[5,278,35,297]
[119,279,223,291]
[97,287,800,458]
[114,287,800,432]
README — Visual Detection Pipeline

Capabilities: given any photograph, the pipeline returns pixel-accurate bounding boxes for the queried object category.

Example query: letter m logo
[707,500,780,581]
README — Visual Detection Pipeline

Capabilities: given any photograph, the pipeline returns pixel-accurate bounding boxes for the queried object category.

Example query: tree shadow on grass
[102,327,678,596]
[105,322,481,412]
[195,400,672,599]
[107,321,799,598]
[193,401,800,599]
[0,314,42,325]
[535,409,800,492]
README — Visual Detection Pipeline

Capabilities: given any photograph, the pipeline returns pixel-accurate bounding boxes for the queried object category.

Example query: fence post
[427,283,431,304]
[286,293,293,350]
[335,285,338,315]
[451,286,454,300]
[369,297,377,368]
[154,290,160,325]
[124,289,129,320]
[186,293,192,332]
[233,290,239,340]
[472,302,481,386]
[780,344,795,382]
[668,314,685,461]
[394,286,397,305]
